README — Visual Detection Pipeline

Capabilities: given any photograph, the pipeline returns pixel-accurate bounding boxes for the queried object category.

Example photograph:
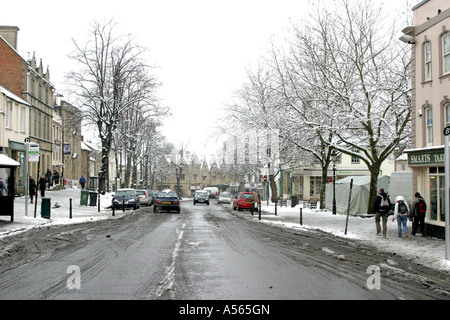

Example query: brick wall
[0,38,27,98]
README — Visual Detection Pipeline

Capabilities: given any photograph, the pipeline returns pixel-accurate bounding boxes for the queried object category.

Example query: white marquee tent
[324,175,390,216]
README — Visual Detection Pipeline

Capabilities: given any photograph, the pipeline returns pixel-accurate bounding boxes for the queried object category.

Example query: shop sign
[407,149,444,166]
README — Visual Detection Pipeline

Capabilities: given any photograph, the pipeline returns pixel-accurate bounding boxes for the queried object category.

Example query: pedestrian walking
[411,192,427,237]
[79,175,86,189]
[374,188,391,238]
[0,177,7,196]
[46,169,52,189]
[392,195,410,238]
[38,175,46,197]
[29,176,36,203]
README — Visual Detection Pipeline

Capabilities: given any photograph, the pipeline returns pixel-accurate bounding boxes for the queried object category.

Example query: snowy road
[0,200,449,300]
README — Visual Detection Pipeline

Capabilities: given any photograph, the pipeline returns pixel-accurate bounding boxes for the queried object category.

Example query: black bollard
[69,198,72,219]
[300,207,302,225]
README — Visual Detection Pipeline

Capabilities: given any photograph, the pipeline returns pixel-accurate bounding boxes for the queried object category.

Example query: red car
[232,192,254,211]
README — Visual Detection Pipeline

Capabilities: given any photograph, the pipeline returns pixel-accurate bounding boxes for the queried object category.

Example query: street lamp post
[331,149,338,215]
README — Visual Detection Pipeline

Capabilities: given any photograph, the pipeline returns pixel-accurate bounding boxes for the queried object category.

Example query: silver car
[136,189,150,206]
[218,192,232,204]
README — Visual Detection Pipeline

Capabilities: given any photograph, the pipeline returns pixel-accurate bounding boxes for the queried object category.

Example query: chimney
[0,26,20,50]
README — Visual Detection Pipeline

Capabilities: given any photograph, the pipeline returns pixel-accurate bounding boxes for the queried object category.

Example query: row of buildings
[0,26,99,194]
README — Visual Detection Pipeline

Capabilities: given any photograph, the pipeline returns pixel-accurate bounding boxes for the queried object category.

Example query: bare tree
[282,0,411,213]
[67,19,161,193]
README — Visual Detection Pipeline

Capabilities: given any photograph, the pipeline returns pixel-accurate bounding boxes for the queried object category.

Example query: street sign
[29,143,40,162]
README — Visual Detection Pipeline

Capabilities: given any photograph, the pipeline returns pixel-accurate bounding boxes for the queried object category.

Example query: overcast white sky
[2,0,412,158]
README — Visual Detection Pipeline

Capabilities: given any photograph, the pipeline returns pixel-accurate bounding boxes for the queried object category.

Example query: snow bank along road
[0,200,449,300]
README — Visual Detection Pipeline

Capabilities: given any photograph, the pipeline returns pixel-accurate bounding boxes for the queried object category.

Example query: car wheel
[154,206,158,213]
[207,202,209,205]
[193,202,196,205]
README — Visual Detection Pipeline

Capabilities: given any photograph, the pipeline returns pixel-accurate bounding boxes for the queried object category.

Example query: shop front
[405,147,446,238]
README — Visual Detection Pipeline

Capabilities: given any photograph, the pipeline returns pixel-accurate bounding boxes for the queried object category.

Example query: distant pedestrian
[0,177,7,196]
[53,170,60,185]
[79,175,86,189]
[29,176,36,203]
[392,195,409,238]
[46,169,52,189]
[374,188,391,237]
[411,192,427,237]
[38,175,46,197]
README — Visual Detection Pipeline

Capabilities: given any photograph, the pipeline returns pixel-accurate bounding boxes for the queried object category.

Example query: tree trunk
[367,165,381,214]
[269,175,278,202]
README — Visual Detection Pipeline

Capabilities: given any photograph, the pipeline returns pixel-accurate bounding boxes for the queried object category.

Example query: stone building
[402,0,450,238]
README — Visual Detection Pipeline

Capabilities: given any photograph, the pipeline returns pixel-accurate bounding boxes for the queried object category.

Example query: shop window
[310,177,321,198]
[429,167,445,223]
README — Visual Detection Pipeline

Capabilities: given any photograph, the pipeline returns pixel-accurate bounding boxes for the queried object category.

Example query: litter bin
[291,196,298,207]
[80,190,89,206]
[41,197,51,219]
[89,191,98,206]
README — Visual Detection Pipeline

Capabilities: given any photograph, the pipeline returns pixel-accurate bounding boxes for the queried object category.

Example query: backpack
[398,200,408,215]
[418,198,427,214]
[379,196,390,213]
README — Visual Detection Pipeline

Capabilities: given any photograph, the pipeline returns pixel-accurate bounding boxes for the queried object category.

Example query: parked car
[136,189,150,206]
[193,190,209,205]
[232,192,254,211]
[112,188,140,210]
[218,192,231,204]
[203,187,219,199]
[147,190,157,206]
[154,190,181,213]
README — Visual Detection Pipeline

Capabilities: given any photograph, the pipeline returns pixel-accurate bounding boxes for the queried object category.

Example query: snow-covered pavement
[1,188,449,272]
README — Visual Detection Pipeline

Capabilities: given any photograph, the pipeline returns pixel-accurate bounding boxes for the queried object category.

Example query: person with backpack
[411,192,427,237]
[374,188,391,238]
[392,195,410,238]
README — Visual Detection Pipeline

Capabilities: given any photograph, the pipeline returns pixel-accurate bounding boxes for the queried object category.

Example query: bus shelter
[0,154,20,221]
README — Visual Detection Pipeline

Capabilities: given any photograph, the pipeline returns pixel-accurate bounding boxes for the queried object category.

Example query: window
[310,177,321,197]
[5,100,11,128]
[425,107,433,144]
[20,105,25,132]
[351,149,360,164]
[445,103,450,127]
[429,167,445,223]
[424,42,432,81]
[443,33,450,75]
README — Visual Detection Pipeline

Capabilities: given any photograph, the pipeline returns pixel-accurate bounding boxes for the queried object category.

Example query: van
[203,187,219,199]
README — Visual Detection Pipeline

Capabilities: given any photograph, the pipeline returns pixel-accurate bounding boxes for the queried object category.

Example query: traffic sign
[444,126,450,136]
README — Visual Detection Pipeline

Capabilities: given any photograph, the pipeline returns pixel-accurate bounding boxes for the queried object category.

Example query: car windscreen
[157,192,178,198]
[136,191,146,196]
[195,192,208,197]
[241,193,253,199]
[220,193,230,197]
[115,190,135,197]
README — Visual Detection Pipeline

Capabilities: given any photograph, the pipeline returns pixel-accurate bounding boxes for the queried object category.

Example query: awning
[0,154,20,168]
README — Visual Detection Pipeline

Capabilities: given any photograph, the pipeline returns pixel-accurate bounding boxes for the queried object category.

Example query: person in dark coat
[374,188,391,238]
[29,176,36,203]
[46,169,52,189]
[38,175,46,197]
[411,192,427,237]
